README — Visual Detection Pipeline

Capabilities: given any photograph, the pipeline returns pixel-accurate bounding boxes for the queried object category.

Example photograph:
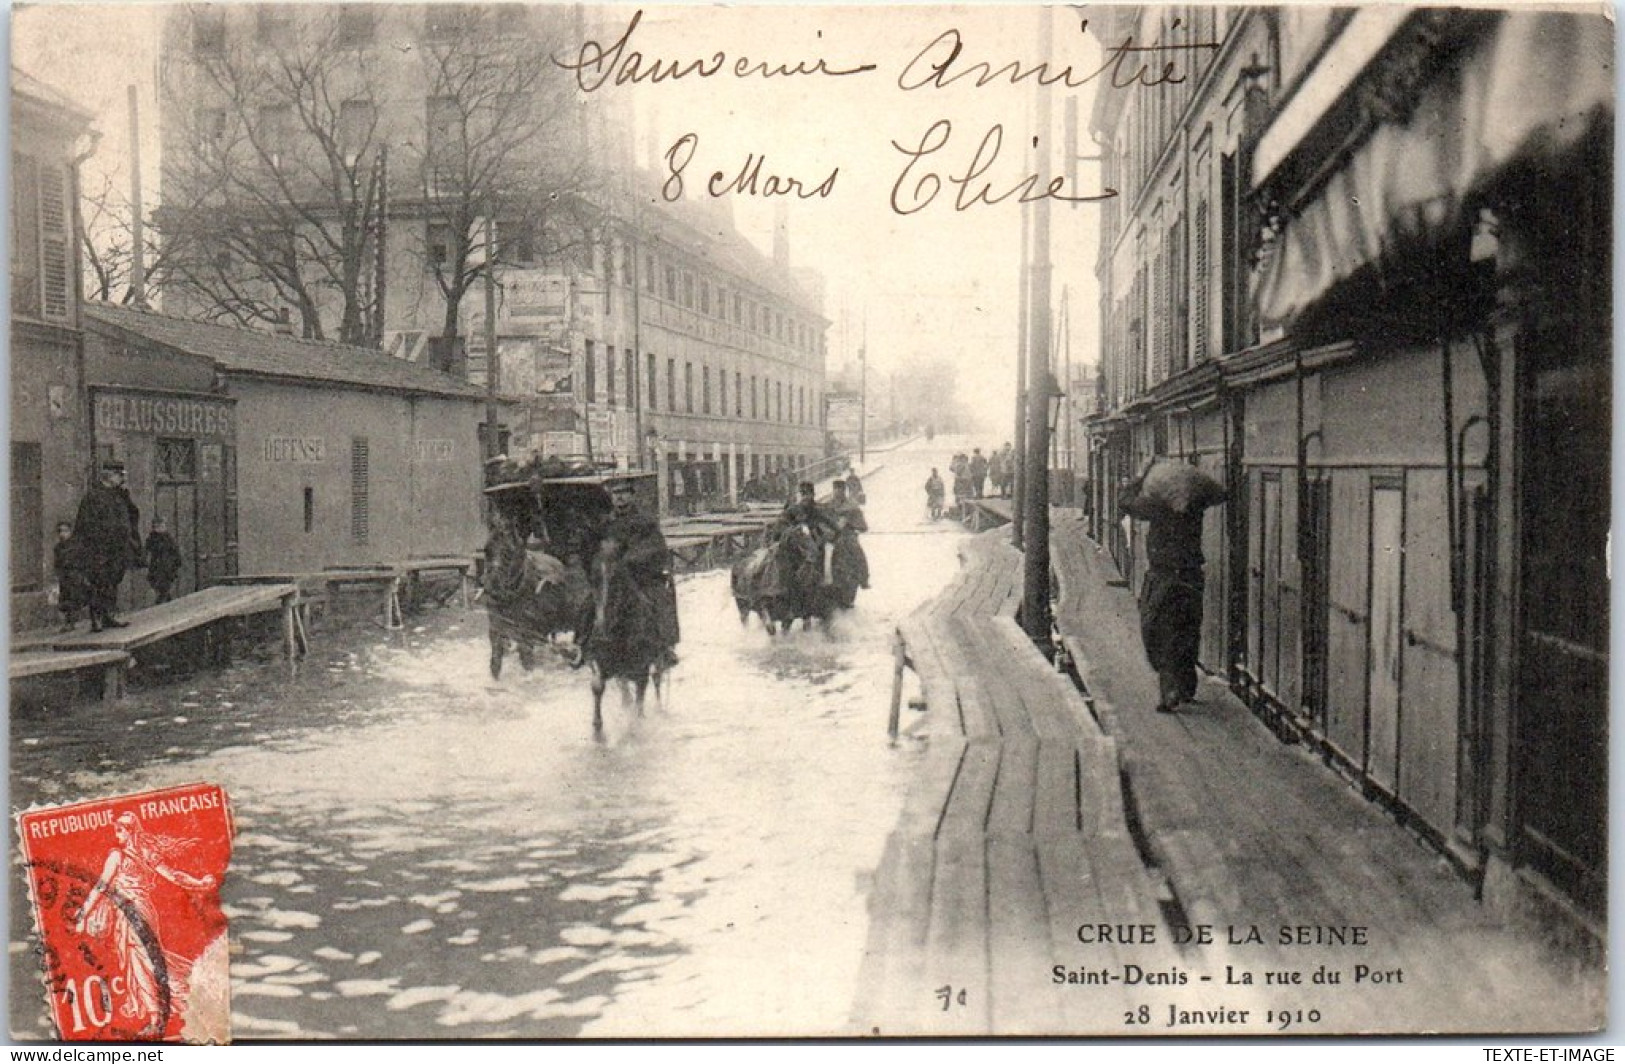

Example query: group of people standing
[925,442,1016,519]
[946,444,1015,503]
[54,460,183,633]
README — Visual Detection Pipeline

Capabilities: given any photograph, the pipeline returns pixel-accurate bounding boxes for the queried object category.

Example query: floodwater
[9,439,983,1040]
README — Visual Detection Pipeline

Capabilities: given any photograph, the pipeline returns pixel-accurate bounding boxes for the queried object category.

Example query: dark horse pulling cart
[482,461,675,729]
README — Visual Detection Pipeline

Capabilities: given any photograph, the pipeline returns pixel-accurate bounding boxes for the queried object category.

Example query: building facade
[1084,8,1611,925]
[85,303,491,591]
[10,71,94,631]
[156,4,828,514]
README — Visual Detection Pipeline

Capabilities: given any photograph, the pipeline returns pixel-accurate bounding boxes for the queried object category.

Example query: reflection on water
[10,447,969,1039]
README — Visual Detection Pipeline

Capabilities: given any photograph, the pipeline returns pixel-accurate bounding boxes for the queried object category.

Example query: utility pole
[483,216,500,461]
[630,181,644,468]
[1022,7,1055,646]
[373,145,388,348]
[126,85,146,308]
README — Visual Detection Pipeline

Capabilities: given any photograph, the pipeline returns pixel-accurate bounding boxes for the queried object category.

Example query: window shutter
[1194,199,1211,363]
[350,437,370,542]
[39,162,71,322]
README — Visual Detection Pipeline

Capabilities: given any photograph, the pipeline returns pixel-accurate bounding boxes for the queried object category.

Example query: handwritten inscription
[898,22,1221,91]
[568,11,1214,215]
[558,9,877,92]
[891,120,1116,214]
[664,134,839,202]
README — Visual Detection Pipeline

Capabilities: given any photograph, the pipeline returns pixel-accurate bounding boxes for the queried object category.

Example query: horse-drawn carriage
[481,461,676,728]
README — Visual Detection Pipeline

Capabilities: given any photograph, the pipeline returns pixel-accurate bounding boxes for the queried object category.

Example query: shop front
[89,387,238,604]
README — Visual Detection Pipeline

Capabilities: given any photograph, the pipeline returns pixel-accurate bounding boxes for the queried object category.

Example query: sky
[10,3,1108,436]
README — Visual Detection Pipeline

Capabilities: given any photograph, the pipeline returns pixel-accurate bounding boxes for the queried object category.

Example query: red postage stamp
[16,783,234,1043]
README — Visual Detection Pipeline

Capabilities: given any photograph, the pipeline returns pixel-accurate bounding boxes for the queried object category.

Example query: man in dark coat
[591,478,679,668]
[1119,457,1228,713]
[969,448,989,498]
[782,480,838,542]
[828,478,870,595]
[73,460,143,631]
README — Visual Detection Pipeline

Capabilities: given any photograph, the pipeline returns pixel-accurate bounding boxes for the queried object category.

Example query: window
[500,218,537,265]
[606,344,617,408]
[667,358,676,411]
[645,253,657,294]
[350,437,370,542]
[426,222,454,270]
[156,439,197,482]
[257,6,295,47]
[750,376,758,419]
[426,96,460,190]
[256,104,293,169]
[733,293,743,325]
[684,362,694,413]
[337,4,376,46]
[197,107,228,156]
[647,352,657,411]
[584,340,596,402]
[425,4,479,41]
[339,99,374,168]
[700,281,711,316]
[681,273,694,309]
[427,96,459,145]
[718,371,727,418]
[664,265,677,301]
[1193,198,1211,363]
[734,372,742,417]
[625,348,636,410]
[303,487,314,534]
[702,366,711,415]
[10,153,71,323]
[192,8,226,54]
[10,443,42,592]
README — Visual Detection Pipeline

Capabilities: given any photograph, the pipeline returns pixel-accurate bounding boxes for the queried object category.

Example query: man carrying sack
[1119,456,1228,714]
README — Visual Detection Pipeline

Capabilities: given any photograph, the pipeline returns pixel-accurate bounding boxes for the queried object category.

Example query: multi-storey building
[156,4,827,512]
[10,69,94,630]
[1084,8,1611,927]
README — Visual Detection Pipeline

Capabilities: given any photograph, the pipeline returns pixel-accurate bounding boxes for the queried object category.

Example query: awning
[1258,11,1612,327]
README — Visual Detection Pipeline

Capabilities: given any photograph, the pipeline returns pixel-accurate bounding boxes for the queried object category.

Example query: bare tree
[79,172,170,305]
[416,5,599,346]
[158,6,385,343]
[157,5,603,355]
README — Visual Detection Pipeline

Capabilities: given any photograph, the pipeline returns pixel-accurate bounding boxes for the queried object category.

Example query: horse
[584,546,675,733]
[732,522,834,634]
[482,520,593,679]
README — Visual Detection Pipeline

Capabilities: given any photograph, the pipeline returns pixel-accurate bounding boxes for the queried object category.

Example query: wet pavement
[9,439,980,1040]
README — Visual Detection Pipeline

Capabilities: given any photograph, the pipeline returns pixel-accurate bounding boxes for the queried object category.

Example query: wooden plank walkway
[9,649,131,701]
[45,584,302,659]
[662,513,776,574]
[856,529,1176,1035]
[1045,511,1607,1034]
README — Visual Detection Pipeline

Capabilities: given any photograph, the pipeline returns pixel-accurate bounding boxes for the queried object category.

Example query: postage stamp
[15,783,234,1043]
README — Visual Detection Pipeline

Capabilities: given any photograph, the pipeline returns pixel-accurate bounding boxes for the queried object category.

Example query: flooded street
[10,440,979,1039]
